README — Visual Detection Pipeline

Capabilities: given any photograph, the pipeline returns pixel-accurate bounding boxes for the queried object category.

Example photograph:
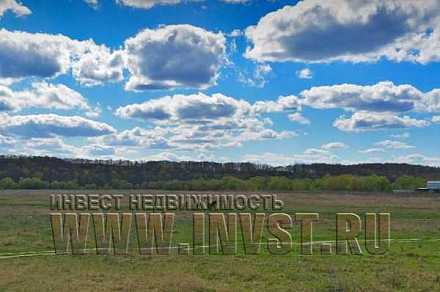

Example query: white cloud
[97,122,295,152]
[243,149,339,166]
[0,0,31,17]
[20,137,81,157]
[333,111,430,132]
[304,148,329,156]
[359,148,385,154]
[243,149,440,166]
[238,63,272,88]
[296,68,312,79]
[116,92,250,122]
[0,82,101,118]
[88,0,207,10]
[228,29,243,37]
[124,24,226,90]
[144,151,182,161]
[97,126,171,149]
[296,81,440,131]
[117,92,301,124]
[221,0,249,4]
[257,64,271,74]
[321,142,348,150]
[115,92,296,150]
[72,48,124,86]
[96,0,250,10]
[25,82,91,111]
[422,90,440,112]
[0,114,115,138]
[245,0,440,63]
[390,132,410,139]
[374,140,415,149]
[84,0,98,8]
[0,29,74,80]
[0,29,123,86]
[432,116,440,123]
[395,154,440,167]
[288,112,310,125]
[4,136,115,159]
[0,82,94,112]
[116,0,182,9]
[300,81,425,113]
[84,144,115,157]
[253,95,300,114]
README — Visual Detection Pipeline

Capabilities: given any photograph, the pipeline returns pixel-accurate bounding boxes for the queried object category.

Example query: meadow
[0,190,439,291]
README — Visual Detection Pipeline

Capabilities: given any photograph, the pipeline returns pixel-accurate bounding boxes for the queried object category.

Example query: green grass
[0,190,440,291]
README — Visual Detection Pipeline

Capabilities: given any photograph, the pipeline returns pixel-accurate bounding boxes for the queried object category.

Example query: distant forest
[0,155,438,191]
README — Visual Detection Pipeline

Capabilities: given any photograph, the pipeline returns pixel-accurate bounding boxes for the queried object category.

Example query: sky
[0,0,439,166]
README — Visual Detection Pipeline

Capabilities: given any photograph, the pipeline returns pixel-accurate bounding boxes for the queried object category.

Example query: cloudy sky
[0,0,439,166]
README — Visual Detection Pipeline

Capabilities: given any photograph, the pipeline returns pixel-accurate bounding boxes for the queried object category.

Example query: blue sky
[0,0,439,166]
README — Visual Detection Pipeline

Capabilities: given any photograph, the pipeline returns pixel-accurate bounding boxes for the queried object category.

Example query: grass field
[0,190,440,291]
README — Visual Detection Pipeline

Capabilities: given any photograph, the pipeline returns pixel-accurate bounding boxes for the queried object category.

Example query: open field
[0,190,440,291]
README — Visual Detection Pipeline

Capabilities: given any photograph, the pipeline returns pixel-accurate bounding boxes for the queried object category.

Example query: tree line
[0,174,426,192]
[0,155,435,191]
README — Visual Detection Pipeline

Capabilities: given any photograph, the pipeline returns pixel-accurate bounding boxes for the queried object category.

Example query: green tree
[0,177,17,189]
[393,176,425,190]
[18,177,48,189]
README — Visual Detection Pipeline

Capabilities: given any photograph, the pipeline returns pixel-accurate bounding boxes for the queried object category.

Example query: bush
[0,177,17,189]
[393,176,425,190]
[18,177,48,189]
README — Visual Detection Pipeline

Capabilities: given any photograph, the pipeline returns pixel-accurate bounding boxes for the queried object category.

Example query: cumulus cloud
[116,92,250,122]
[333,111,430,132]
[0,29,74,80]
[0,24,223,90]
[124,25,226,90]
[253,95,300,114]
[244,149,440,166]
[0,114,115,138]
[321,142,348,150]
[432,116,440,123]
[296,68,312,79]
[0,0,31,17]
[288,112,310,125]
[421,90,440,113]
[3,136,114,159]
[0,82,95,114]
[97,126,171,149]
[117,92,301,123]
[395,153,440,167]
[19,137,82,157]
[300,81,426,113]
[374,140,414,149]
[245,0,440,63]
[72,48,124,86]
[295,81,440,132]
[98,122,294,151]
[0,29,123,85]
[115,92,296,150]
